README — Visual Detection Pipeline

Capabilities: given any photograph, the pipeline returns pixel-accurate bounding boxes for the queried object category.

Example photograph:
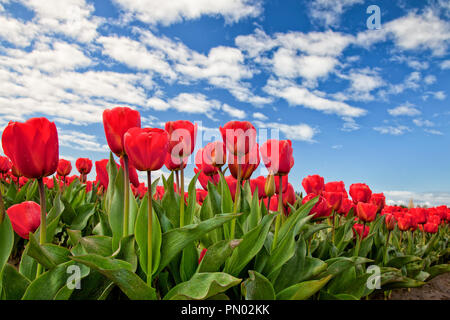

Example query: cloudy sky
[0,0,449,206]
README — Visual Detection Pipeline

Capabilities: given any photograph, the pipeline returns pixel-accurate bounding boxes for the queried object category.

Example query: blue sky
[0,0,449,206]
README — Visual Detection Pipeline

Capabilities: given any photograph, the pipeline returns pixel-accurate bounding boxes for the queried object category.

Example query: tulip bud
[265,173,275,198]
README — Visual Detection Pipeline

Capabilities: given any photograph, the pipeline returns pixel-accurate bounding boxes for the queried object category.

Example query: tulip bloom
[338,198,354,216]
[356,202,378,222]
[124,128,169,172]
[323,191,343,212]
[302,175,325,195]
[195,166,220,191]
[95,159,111,190]
[103,107,141,157]
[195,148,218,177]
[397,216,411,231]
[423,222,438,233]
[2,117,59,179]
[203,141,227,169]
[164,153,188,171]
[7,201,41,239]
[220,121,257,156]
[165,120,197,159]
[57,159,72,178]
[119,157,140,188]
[352,223,370,240]
[385,213,396,231]
[198,248,208,264]
[76,158,93,183]
[0,156,11,174]
[303,194,332,219]
[224,175,238,201]
[196,189,208,205]
[250,176,267,199]
[349,183,372,204]
[260,139,294,176]
[370,193,386,213]
[228,144,260,181]
[324,181,348,198]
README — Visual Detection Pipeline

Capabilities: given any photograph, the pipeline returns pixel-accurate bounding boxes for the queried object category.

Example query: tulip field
[0,108,448,301]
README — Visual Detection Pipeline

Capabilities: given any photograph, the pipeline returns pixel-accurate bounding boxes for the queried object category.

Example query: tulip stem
[230,163,241,240]
[122,155,130,237]
[147,171,153,285]
[36,178,47,278]
[331,209,336,243]
[267,196,271,213]
[175,170,180,194]
[180,167,185,227]
[383,231,391,265]
[272,175,283,252]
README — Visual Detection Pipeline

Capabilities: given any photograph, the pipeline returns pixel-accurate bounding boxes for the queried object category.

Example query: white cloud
[388,104,421,116]
[309,0,364,27]
[254,120,318,142]
[253,112,268,121]
[424,129,443,135]
[112,0,262,26]
[413,118,434,127]
[424,75,436,85]
[0,14,39,47]
[264,78,367,118]
[384,190,450,207]
[373,125,411,135]
[222,104,246,119]
[441,60,450,69]
[58,129,109,152]
[356,10,450,56]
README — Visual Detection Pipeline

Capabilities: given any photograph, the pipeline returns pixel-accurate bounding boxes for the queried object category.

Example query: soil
[373,272,450,300]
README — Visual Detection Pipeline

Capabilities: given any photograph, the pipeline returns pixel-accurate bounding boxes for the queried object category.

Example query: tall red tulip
[95,159,112,190]
[7,201,42,239]
[0,156,11,174]
[76,158,93,175]
[325,181,348,198]
[353,223,369,240]
[195,148,219,177]
[302,175,325,195]
[250,176,267,199]
[220,121,256,156]
[103,107,141,157]
[228,144,260,181]
[2,117,59,179]
[260,139,294,176]
[356,202,378,222]
[303,193,332,219]
[195,166,220,191]
[203,141,226,168]
[370,193,386,213]
[165,120,197,159]
[349,183,372,204]
[57,159,72,177]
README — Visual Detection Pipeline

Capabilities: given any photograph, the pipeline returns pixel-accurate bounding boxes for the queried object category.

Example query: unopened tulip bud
[265,173,275,198]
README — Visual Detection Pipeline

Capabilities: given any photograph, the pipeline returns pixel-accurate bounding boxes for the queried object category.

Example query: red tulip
[164,152,188,171]
[76,158,93,175]
[195,148,218,176]
[203,141,226,168]
[154,186,165,200]
[57,159,72,177]
[260,139,294,176]
[11,164,21,178]
[44,177,55,189]
[224,175,238,201]
[352,223,369,239]
[0,156,11,174]
[303,193,332,219]
[2,117,59,179]
[228,144,260,180]
[103,107,141,157]
[397,215,411,231]
[349,183,372,203]
[95,159,113,189]
[423,222,438,233]
[322,191,343,211]
[338,198,354,216]
[250,176,267,199]
[119,157,140,188]
[165,120,197,159]
[198,248,207,264]
[263,195,280,212]
[356,202,378,222]
[220,121,256,156]
[282,183,296,215]
[7,201,41,239]
[370,193,386,213]
[195,166,220,191]
[302,175,324,195]
[324,181,348,198]
[275,175,288,194]
[196,189,208,205]
[385,213,396,231]
[409,208,427,224]
[124,128,169,172]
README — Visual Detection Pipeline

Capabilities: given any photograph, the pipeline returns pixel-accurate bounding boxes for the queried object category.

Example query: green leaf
[197,240,241,273]
[163,272,241,300]
[1,264,30,300]
[27,233,71,269]
[387,255,422,269]
[111,234,138,272]
[79,236,113,256]
[158,213,241,273]
[185,171,200,226]
[426,264,450,279]
[224,214,275,277]
[180,243,198,282]
[71,203,95,230]
[241,270,275,300]
[0,216,14,288]
[322,256,372,277]
[22,261,90,300]
[161,172,180,228]
[70,254,156,300]
[276,275,332,300]
[135,194,162,277]
[109,166,125,251]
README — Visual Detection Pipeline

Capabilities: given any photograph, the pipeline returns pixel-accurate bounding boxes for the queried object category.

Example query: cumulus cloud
[388,104,421,116]
[112,0,262,25]
[254,120,318,142]
[308,0,364,27]
[384,190,450,207]
[373,125,411,135]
